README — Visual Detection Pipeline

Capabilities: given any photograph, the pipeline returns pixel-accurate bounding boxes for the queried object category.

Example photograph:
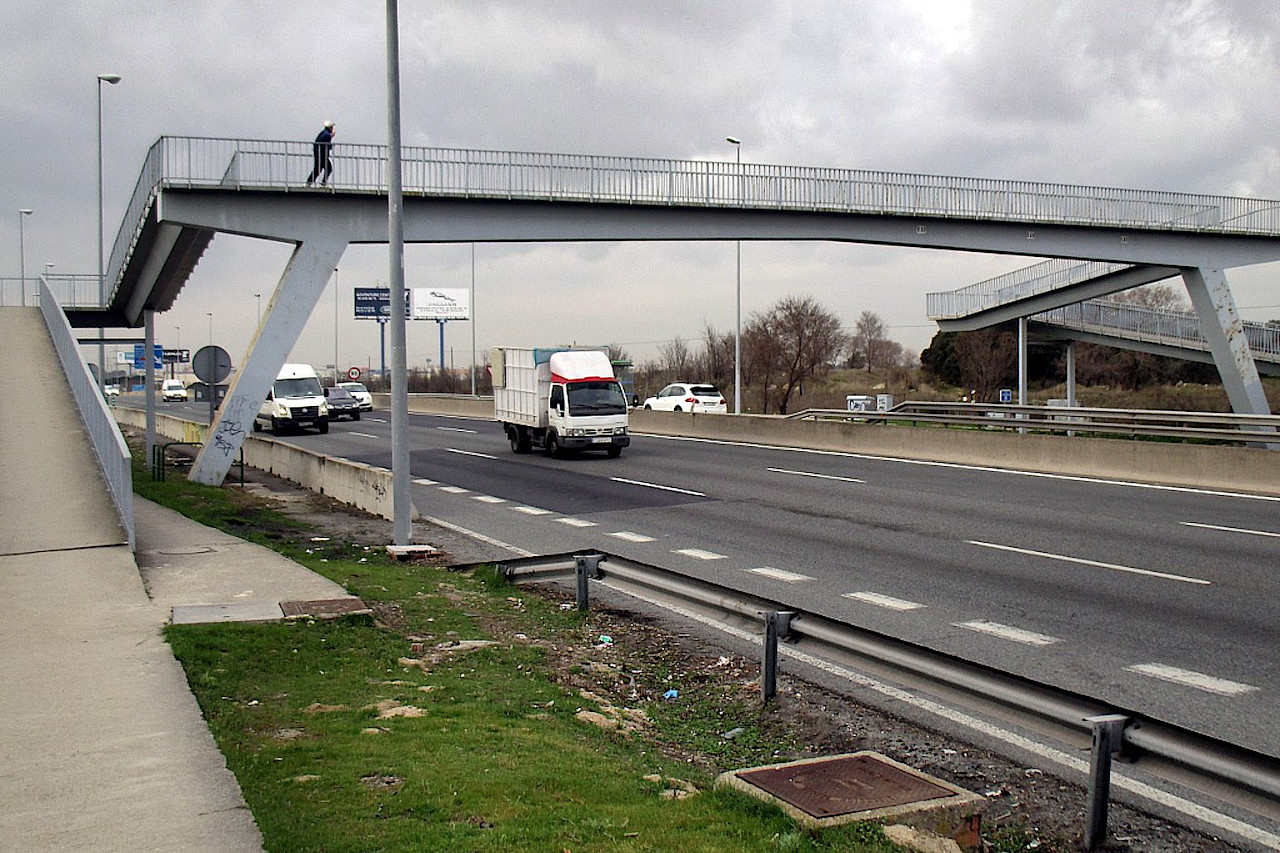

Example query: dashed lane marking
[438,486,468,494]
[844,591,925,610]
[968,540,1212,586]
[1180,521,1280,538]
[1125,664,1260,696]
[767,467,865,483]
[446,447,495,459]
[512,506,552,516]
[610,531,655,543]
[558,518,597,528]
[956,620,1062,647]
[747,567,814,583]
[673,548,726,560]
[412,478,438,486]
[610,477,705,497]
[472,495,506,504]
[437,426,477,433]
[348,432,379,439]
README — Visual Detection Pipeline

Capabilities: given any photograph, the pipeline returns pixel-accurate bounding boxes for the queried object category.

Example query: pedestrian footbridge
[56,136,1280,482]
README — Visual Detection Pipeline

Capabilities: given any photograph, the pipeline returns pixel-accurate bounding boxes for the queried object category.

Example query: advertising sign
[354,287,410,320]
[412,288,470,321]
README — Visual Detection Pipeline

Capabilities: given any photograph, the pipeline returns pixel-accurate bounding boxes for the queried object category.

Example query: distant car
[641,383,727,414]
[324,386,362,421]
[337,381,373,411]
[103,384,121,403]
[161,379,188,402]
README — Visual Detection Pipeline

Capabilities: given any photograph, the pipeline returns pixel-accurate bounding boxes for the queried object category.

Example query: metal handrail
[1033,300,1280,361]
[789,401,1280,444]
[499,550,1280,806]
[104,136,1280,307]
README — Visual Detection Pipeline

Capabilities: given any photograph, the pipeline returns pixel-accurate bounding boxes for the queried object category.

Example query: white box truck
[254,363,330,435]
[492,346,630,458]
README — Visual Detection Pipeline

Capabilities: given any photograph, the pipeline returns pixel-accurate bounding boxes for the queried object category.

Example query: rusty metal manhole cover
[737,754,953,818]
[280,598,372,619]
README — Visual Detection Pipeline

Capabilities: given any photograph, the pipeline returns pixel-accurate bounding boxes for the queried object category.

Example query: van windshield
[275,377,323,398]
[567,381,627,415]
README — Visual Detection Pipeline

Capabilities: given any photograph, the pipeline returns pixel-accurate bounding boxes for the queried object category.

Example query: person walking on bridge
[305,120,336,185]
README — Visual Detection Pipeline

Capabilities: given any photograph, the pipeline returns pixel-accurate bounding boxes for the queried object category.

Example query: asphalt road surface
[157,400,1280,760]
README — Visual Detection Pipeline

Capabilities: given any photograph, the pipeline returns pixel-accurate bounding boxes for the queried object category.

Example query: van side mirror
[324,387,330,397]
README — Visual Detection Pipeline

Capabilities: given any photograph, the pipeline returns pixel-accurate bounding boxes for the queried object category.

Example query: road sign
[192,345,232,384]
[347,366,362,380]
[132,343,163,370]
[999,388,1013,403]
[163,348,190,364]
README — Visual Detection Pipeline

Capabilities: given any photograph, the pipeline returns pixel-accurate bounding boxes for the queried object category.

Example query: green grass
[138,450,905,852]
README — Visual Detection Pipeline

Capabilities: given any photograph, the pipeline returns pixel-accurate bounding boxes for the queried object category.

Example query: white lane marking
[472,495,506,504]
[640,433,1280,503]
[437,426,477,433]
[844,591,925,611]
[446,447,495,459]
[956,620,1061,647]
[674,548,726,560]
[512,506,552,516]
[558,518,597,528]
[1181,521,1280,539]
[412,478,438,486]
[610,477,705,497]
[610,531,655,543]
[767,467,865,484]
[438,486,468,494]
[969,540,1212,586]
[348,432,379,439]
[367,417,389,423]
[597,580,1280,851]
[748,567,814,583]
[418,514,533,558]
[1125,664,1260,696]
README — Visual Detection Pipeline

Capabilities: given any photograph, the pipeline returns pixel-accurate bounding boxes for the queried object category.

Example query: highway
[159,399,1280,760]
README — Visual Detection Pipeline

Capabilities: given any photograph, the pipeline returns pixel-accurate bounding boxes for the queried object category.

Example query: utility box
[876,394,894,411]
[846,395,874,412]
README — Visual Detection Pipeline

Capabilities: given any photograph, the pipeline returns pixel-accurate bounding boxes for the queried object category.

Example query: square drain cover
[280,598,372,619]
[738,753,952,817]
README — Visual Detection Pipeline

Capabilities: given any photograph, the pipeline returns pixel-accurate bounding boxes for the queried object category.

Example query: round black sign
[192,345,232,384]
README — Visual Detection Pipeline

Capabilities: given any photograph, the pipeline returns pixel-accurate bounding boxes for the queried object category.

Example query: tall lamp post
[254,293,262,326]
[18,209,33,306]
[97,73,122,392]
[43,263,54,301]
[726,136,742,415]
[333,267,340,386]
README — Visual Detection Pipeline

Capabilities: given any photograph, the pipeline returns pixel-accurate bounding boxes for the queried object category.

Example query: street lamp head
[726,136,741,145]
[98,74,122,85]
[20,208,33,215]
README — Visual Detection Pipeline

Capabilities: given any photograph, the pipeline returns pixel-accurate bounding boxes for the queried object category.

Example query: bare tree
[850,310,892,371]
[954,329,1015,402]
[742,295,845,414]
[698,322,734,387]
[1107,283,1186,311]
[659,336,692,377]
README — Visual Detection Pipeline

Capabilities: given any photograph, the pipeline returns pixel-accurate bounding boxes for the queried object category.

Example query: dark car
[324,386,362,421]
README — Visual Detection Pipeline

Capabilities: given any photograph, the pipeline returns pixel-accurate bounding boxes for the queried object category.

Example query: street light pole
[18,209,32,306]
[333,267,340,386]
[726,136,742,415]
[255,293,262,326]
[97,73,122,392]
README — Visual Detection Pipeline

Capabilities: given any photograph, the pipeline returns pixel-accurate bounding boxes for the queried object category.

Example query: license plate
[591,437,611,444]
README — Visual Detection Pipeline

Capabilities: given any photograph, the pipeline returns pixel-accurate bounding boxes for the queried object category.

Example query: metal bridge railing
[105,136,1280,308]
[1034,300,1280,362]
[926,258,1136,320]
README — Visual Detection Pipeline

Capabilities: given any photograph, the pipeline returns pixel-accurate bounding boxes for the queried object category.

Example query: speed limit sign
[347,367,362,380]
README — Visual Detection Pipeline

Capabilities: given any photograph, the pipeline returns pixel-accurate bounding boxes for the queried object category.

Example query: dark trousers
[306,146,332,184]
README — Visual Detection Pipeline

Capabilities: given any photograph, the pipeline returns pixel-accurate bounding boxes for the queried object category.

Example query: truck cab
[254,363,330,435]
[494,347,630,458]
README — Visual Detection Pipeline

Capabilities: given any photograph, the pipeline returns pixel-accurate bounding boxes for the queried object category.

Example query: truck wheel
[252,419,262,432]
[353,411,361,421]
[509,427,530,454]
[643,404,652,410]
[606,447,622,458]
[270,417,282,435]
[546,433,563,459]
[318,419,330,434]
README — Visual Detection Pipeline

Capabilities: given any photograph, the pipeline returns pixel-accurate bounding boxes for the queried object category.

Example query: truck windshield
[567,381,627,415]
[275,377,323,398]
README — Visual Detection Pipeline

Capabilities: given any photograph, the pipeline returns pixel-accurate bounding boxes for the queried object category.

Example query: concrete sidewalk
[0,307,367,852]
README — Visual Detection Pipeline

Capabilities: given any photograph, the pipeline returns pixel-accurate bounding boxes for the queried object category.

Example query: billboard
[354,287,410,320]
[413,288,470,321]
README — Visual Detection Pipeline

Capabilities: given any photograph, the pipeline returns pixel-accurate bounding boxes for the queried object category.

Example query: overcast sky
[6,0,1280,376]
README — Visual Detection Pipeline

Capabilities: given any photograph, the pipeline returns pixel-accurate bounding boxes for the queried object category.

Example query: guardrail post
[761,611,794,702]
[574,553,604,612]
[1084,713,1128,851]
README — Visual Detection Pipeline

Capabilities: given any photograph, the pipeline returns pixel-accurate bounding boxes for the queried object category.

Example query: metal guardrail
[790,401,1280,444]
[104,136,1280,308]
[38,280,134,550]
[497,550,1280,810]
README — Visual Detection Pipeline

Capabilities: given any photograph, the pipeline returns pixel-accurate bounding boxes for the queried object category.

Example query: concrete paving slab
[172,602,286,624]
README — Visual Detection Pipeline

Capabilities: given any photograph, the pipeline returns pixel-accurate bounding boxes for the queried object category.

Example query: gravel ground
[231,464,1257,853]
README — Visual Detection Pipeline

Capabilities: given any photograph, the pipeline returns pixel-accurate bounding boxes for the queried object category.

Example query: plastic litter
[663,689,678,701]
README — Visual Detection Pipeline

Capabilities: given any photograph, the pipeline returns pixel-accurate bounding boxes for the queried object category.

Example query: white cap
[324,120,335,128]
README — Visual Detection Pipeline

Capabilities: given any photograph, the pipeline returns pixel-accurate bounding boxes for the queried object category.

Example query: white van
[254,363,329,434]
[161,379,188,402]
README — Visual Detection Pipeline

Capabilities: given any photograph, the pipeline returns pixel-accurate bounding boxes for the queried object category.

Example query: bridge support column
[1181,266,1272,417]
[190,237,349,485]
